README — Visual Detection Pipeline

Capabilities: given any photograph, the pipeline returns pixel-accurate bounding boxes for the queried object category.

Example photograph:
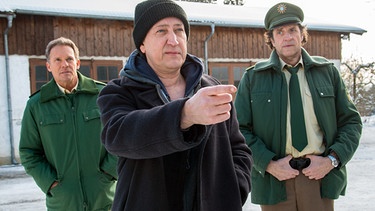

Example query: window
[33,63,53,92]
[208,62,252,87]
[29,59,123,94]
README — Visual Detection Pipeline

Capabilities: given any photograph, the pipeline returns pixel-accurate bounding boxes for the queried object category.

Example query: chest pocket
[250,92,272,105]
[40,114,64,126]
[315,86,335,98]
[82,108,101,122]
[250,91,273,122]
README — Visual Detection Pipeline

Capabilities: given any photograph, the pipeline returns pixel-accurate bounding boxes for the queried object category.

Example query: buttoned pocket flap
[82,109,100,122]
[40,114,64,126]
[316,86,335,98]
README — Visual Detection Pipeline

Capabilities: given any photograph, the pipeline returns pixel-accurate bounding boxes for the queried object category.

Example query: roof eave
[11,9,367,36]
[14,9,133,21]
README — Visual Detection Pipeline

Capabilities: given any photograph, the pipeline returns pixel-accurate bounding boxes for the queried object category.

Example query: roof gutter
[1,13,18,165]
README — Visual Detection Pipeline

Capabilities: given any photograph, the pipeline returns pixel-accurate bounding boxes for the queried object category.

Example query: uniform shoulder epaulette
[29,89,41,98]
[94,80,107,86]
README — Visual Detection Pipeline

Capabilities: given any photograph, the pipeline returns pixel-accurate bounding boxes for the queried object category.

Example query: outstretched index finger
[205,85,237,96]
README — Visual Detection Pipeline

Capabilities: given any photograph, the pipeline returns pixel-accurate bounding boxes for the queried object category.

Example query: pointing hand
[180,85,237,129]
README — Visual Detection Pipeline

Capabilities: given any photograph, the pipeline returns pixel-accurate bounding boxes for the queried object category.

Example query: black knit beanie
[133,0,190,51]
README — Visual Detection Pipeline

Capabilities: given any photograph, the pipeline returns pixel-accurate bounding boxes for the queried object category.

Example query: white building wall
[0,55,341,165]
[0,55,30,165]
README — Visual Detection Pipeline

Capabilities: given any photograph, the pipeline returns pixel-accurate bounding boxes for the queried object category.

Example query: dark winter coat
[235,48,362,205]
[19,72,117,211]
[97,50,252,211]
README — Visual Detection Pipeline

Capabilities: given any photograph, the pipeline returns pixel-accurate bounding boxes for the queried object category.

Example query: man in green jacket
[19,37,117,211]
[235,2,362,211]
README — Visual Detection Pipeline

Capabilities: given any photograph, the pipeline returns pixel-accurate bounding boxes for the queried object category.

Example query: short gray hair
[45,37,79,62]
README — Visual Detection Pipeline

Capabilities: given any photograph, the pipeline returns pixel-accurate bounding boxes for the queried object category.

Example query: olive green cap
[264,2,304,30]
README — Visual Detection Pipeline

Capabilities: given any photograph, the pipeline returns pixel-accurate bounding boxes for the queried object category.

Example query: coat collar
[252,48,332,73]
[40,71,100,103]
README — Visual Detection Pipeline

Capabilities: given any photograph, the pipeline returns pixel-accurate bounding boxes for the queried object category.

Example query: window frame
[29,58,123,94]
[208,62,252,87]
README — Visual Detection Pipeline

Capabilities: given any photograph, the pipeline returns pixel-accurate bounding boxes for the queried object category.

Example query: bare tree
[341,57,375,116]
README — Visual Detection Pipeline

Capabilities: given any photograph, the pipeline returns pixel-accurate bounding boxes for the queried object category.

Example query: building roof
[0,0,367,35]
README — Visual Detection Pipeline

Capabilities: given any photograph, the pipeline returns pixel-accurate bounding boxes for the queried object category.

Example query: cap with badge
[264,2,304,30]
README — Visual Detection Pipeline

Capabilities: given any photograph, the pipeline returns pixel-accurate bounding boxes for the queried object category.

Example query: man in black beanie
[97,0,252,210]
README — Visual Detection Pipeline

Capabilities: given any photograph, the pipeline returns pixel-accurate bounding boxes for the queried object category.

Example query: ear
[46,61,52,72]
[140,44,146,54]
[76,59,81,70]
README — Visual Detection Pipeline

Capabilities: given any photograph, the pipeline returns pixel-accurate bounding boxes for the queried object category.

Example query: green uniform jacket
[19,72,117,211]
[234,49,362,205]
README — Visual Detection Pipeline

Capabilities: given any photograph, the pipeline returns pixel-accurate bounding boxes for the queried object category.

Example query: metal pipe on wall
[204,23,215,74]
[1,13,17,164]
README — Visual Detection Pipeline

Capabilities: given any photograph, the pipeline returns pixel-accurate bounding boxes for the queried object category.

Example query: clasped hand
[267,155,334,181]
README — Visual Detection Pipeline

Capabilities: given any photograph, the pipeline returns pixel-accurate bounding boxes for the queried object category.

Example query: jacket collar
[253,48,332,73]
[120,49,203,99]
[40,71,99,103]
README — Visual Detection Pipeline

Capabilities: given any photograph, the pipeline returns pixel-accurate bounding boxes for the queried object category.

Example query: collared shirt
[57,81,78,94]
[281,58,325,157]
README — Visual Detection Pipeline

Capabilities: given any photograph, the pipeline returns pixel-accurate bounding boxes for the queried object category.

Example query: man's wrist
[328,151,340,168]
[329,151,340,163]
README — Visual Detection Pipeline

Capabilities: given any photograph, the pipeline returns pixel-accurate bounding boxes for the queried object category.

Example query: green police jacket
[234,48,362,205]
[19,72,117,211]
